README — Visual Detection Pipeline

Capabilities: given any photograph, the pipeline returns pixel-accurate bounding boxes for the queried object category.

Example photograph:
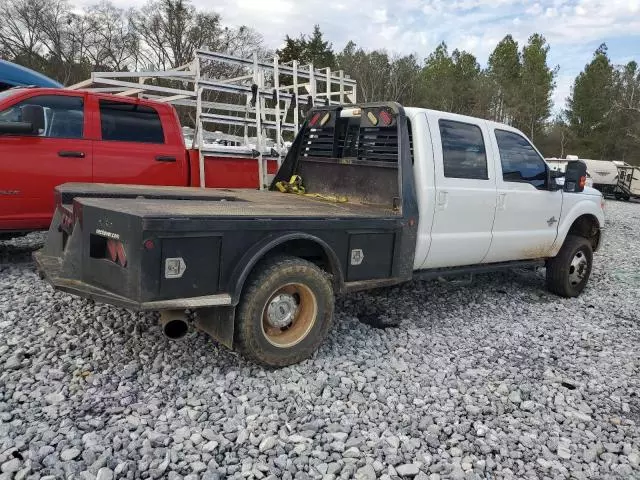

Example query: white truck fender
[551,197,605,256]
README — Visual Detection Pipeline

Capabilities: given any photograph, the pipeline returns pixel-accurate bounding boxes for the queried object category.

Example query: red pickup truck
[0,87,278,238]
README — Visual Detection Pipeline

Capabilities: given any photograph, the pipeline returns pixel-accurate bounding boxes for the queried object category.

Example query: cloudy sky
[92,0,640,111]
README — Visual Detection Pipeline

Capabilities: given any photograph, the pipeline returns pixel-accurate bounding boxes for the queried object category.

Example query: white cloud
[553,74,574,115]
[76,0,640,109]
[371,9,388,24]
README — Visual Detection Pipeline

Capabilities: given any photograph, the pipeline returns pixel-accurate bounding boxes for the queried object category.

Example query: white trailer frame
[67,49,357,189]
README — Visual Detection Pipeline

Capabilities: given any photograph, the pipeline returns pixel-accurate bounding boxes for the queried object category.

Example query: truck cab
[406,108,604,270]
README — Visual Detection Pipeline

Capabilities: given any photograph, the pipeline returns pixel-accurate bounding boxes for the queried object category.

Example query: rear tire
[546,235,593,298]
[236,255,334,367]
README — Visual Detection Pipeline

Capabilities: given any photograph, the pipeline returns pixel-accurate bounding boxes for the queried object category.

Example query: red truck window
[0,95,84,139]
[99,99,164,144]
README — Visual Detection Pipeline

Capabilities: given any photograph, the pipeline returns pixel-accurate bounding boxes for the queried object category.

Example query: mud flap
[194,306,236,350]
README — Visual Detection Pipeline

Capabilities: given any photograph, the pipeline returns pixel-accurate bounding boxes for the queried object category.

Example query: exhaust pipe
[160,310,189,340]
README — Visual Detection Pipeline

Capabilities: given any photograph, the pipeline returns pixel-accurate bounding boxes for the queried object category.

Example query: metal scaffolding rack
[69,49,357,188]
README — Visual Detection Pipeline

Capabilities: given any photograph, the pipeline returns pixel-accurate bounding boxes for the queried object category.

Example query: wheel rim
[568,250,589,286]
[261,283,317,348]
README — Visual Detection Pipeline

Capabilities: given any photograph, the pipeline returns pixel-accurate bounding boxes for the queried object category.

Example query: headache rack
[274,103,410,211]
[68,49,357,189]
[301,106,402,168]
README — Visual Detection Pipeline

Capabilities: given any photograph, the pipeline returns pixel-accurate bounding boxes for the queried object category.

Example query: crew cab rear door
[0,91,92,231]
[90,96,187,186]
[483,127,562,263]
[421,113,498,268]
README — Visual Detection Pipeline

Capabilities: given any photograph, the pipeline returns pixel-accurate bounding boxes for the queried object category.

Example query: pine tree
[487,35,521,123]
[419,42,456,112]
[566,44,616,158]
[277,25,335,69]
[518,34,556,141]
[304,25,335,69]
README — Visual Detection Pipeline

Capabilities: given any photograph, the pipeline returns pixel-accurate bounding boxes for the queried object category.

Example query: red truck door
[0,92,92,231]
[90,97,187,186]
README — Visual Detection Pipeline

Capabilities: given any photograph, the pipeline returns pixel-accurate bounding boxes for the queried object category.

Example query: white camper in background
[614,162,640,200]
[545,155,618,193]
[545,157,594,188]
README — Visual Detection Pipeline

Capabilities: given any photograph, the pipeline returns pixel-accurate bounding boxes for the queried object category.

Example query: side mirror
[564,160,587,193]
[21,104,45,133]
[0,121,36,134]
[548,166,570,191]
[0,104,45,135]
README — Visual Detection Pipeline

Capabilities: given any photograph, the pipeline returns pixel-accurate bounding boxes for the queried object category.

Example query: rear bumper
[34,250,232,311]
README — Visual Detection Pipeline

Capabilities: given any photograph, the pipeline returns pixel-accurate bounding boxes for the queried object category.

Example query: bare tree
[84,1,140,71]
[132,0,223,70]
[40,0,96,84]
[388,54,420,105]
[0,0,50,69]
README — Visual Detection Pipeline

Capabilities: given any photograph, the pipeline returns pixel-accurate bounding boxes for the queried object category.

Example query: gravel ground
[1,200,639,480]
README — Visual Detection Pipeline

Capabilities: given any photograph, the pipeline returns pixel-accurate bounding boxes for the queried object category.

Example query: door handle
[58,151,85,158]
[437,191,448,209]
[497,193,507,210]
[155,155,177,162]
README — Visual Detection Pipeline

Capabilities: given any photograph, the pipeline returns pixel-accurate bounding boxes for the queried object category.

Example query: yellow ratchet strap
[275,175,348,203]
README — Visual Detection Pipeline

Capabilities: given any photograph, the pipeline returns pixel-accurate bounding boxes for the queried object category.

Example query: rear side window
[439,120,488,180]
[99,100,164,143]
[0,94,84,138]
[495,129,547,189]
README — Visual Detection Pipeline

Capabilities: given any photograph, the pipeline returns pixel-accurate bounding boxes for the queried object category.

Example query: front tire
[236,255,334,367]
[546,235,593,298]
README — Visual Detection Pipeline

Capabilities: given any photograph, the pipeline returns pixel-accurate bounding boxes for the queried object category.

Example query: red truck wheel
[236,255,334,367]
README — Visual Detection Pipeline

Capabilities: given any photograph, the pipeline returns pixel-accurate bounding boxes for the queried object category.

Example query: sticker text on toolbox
[96,229,120,240]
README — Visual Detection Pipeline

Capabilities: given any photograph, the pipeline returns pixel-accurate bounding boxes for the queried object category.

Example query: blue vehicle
[0,59,62,91]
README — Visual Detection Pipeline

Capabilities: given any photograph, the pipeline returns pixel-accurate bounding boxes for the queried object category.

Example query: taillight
[61,213,73,229]
[309,112,321,127]
[379,109,392,126]
[106,239,127,267]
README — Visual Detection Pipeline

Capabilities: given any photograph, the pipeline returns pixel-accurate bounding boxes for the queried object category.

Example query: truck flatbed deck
[73,188,397,219]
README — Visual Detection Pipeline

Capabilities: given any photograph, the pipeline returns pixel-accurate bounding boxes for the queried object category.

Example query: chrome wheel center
[266,293,298,328]
[569,251,588,286]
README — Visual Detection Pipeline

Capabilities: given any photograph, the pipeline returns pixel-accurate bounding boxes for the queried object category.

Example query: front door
[422,115,498,269]
[0,93,91,231]
[483,128,562,263]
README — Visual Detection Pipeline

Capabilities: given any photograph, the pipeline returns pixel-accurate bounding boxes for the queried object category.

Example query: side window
[99,100,164,143]
[438,119,488,180]
[0,95,84,138]
[495,129,547,189]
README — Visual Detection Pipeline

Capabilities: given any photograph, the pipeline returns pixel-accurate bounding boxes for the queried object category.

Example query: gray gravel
[1,200,639,480]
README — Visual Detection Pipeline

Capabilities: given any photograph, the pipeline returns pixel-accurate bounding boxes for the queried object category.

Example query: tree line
[1,0,638,164]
